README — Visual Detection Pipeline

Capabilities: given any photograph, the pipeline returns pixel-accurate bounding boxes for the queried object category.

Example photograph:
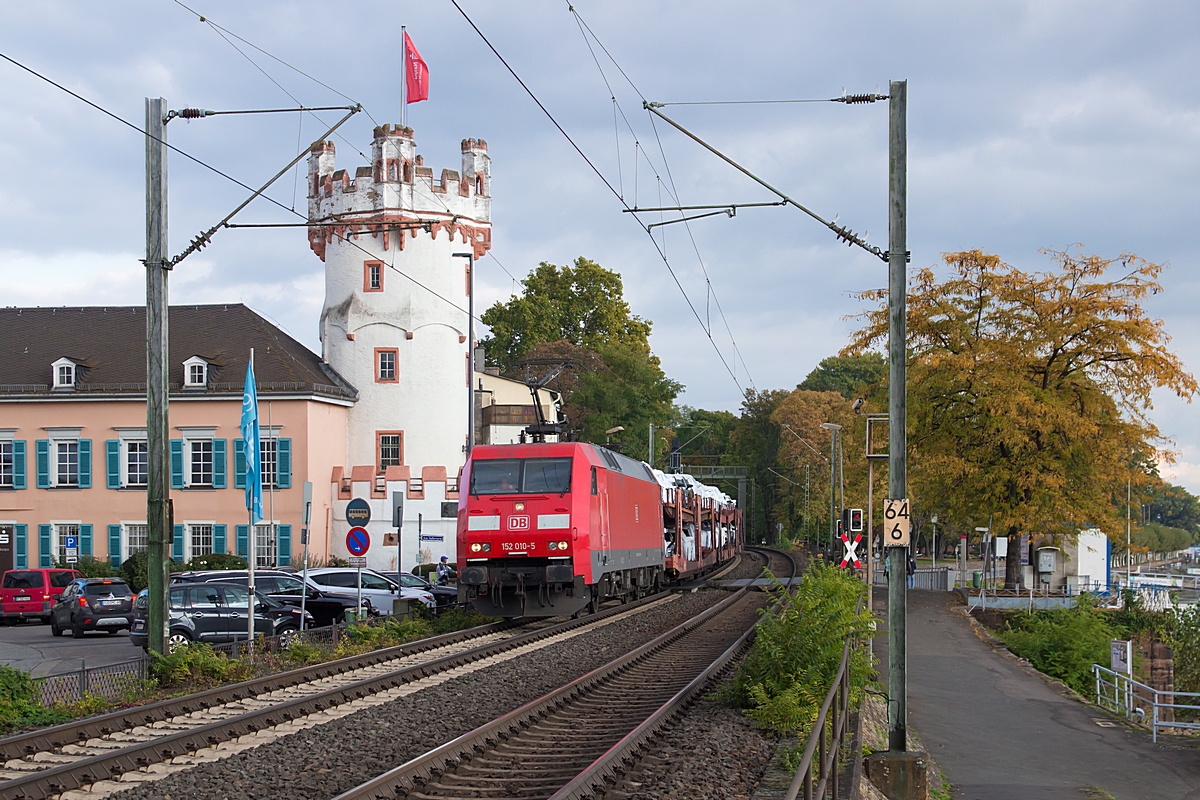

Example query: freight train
[456,442,742,617]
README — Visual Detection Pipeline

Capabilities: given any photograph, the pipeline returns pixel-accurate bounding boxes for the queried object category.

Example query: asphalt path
[0,620,140,677]
[873,588,1200,800]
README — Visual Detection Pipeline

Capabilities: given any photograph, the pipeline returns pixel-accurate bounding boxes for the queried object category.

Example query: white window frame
[122,521,149,561]
[253,522,279,568]
[0,429,14,489]
[44,428,82,488]
[259,426,282,490]
[177,427,217,489]
[183,356,208,388]
[49,520,81,563]
[115,428,148,489]
[184,521,216,561]
[51,358,76,389]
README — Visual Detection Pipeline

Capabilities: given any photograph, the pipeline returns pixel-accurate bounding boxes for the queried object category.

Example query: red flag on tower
[404,31,429,104]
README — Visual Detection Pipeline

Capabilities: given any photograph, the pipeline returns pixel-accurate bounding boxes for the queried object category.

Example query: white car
[305,567,434,613]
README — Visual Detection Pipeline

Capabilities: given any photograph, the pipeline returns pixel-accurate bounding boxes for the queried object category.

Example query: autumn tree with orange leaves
[845,249,1196,588]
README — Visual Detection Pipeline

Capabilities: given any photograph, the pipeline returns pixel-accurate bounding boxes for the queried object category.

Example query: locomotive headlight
[548,541,557,551]
[470,542,483,553]
[482,542,491,552]
[557,540,569,550]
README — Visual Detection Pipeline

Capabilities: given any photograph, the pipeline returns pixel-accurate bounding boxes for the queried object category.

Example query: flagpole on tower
[401,25,407,129]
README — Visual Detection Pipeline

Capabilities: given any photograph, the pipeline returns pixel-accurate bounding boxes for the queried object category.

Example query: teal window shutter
[277,439,292,489]
[213,439,227,489]
[15,524,27,568]
[213,524,227,554]
[106,440,121,489]
[172,524,184,562]
[108,525,122,567]
[36,440,49,488]
[234,439,246,489]
[277,525,291,566]
[12,441,25,490]
[78,439,92,489]
[38,524,51,568]
[236,524,248,557]
[170,440,184,489]
[80,524,92,557]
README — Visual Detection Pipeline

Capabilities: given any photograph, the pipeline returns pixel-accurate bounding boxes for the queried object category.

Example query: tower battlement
[306,126,491,261]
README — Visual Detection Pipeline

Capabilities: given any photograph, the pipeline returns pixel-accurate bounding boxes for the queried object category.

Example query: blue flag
[241,353,263,524]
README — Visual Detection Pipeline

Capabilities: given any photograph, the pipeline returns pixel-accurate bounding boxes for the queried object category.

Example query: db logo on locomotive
[508,515,530,530]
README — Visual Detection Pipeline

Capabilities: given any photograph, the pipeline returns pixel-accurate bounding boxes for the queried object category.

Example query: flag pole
[247,347,256,656]
[401,25,407,129]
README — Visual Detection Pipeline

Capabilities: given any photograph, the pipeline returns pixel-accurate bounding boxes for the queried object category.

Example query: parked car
[172,570,373,627]
[50,577,133,637]
[130,582,313,650]
[380,571,458,610]
[305,567,434,613]
[1,568,81,624]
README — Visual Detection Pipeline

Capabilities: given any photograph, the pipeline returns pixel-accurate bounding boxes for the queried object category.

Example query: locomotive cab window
[591,467,598,495]
[470,458,572,495]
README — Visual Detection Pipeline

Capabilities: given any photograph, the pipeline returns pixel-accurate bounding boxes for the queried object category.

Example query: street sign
[1111,639,1131,674]
[420,535,445,542]
[64,534,78,563]
[884,498,910,547]
[346,497,372,527]
[348,556,367,567]
[392,491,404,528]
[346,526,371,557]
[840,532,863,569]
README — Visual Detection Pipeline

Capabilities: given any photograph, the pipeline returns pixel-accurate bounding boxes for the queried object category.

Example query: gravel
[108,590,732,800]
[616,693,776,800]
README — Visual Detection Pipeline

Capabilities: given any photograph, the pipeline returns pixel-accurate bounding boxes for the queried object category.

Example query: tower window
[364,261,384,292]
[378,432,403,468]
[52,358,77,389]
[376,349,398,383]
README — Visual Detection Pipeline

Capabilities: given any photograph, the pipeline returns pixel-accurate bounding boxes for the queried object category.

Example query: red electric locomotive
[457,442,668,617]
[457,442,744,618]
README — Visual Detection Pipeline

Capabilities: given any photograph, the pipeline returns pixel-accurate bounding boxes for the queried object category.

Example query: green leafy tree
[1144,484,1200,533]
[480,257,652,372]
[798,353,887,401]
[729,389,790,544]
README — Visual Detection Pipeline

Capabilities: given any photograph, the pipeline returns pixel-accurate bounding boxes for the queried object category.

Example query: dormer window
[183,356,208,388]
[51,358,76,389]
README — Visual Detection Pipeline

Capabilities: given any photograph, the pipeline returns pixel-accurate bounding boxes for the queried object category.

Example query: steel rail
[329,587,754,800]
[0,619,516,762]
[0,593,673,800]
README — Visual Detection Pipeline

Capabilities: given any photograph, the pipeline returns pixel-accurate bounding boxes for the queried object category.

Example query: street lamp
[452,252,475,455]
[605,426,624,447]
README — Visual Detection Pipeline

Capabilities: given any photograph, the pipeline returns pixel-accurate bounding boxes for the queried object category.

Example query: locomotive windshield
[471,458,572,495]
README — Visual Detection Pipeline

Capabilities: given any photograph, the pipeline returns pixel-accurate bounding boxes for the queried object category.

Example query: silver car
[305,567,434,613]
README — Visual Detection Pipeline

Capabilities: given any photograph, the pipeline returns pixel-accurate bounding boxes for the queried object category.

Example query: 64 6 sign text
[884,498,911,547]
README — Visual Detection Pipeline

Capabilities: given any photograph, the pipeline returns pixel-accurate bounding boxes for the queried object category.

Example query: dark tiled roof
[0,304,356,400]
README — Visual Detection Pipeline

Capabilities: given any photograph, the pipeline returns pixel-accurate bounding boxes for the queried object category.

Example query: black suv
[130,582,312,650]
[51,578,134,637]
[171,570,372,627]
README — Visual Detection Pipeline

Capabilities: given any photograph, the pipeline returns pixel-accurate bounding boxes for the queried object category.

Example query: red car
[1,568,81,623]
[457,442,667,618]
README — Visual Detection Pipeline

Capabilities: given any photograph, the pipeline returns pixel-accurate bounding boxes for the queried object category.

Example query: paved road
[0,620,140,677]
[874,589,1200,800]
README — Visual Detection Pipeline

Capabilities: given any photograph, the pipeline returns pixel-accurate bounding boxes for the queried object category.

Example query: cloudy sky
[2,1,1199,489]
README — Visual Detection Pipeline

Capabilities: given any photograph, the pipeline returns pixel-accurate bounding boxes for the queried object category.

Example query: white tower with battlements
[307,126,491,572]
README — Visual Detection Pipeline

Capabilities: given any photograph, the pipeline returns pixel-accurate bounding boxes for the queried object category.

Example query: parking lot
[0,620,141,677]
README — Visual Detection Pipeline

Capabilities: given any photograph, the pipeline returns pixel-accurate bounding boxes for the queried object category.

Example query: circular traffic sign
[346,498,372,526]
[346,526,371,557]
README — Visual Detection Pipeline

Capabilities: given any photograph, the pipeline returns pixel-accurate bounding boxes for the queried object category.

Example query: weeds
[998,596,1115,696]
[150,643,250,689]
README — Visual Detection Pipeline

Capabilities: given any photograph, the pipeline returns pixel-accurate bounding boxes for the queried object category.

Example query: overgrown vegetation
[999,597,1116,696]
[0,665,70,731]
[723,562,873,735]
[150,643,251,689]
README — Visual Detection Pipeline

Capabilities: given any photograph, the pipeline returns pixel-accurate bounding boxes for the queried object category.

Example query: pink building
[0,305,354,572]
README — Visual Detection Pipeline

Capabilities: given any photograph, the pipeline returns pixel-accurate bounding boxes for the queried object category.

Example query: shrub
[150,643,248,688]
[55,556,116,578]
[185,553,247,571]
[0,665,67,731]
[999,596,1115,696]
[723,562,874,735]
[119,551,186,593]
[1171,605,1200,694]
[430,606,496,635]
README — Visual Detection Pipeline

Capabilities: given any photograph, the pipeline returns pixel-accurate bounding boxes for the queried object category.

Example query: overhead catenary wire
[0,49,483,325]
[450,0,750,400]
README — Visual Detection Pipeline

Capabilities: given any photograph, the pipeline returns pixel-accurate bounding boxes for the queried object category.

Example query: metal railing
[1093,663,1200,742]
[33,656,152,706]
[873,566,949,591]
[785,637,853,800]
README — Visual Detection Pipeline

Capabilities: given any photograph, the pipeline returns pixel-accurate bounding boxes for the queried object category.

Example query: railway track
[331,586,765,800]
[0,592,682,800]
